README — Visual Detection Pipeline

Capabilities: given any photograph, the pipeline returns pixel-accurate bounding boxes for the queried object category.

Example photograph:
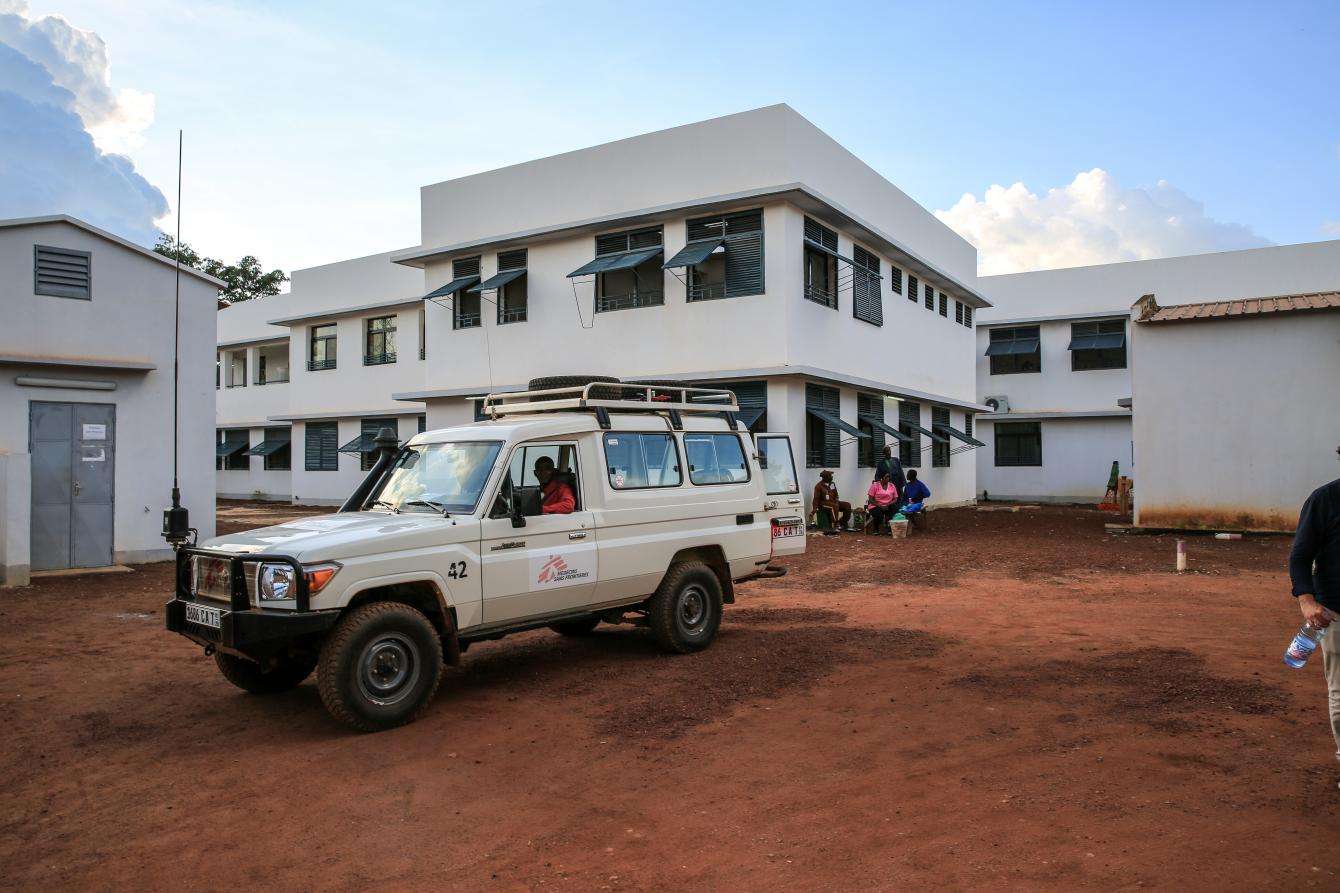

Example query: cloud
[0,1,165,245]
[935,168,1272,276]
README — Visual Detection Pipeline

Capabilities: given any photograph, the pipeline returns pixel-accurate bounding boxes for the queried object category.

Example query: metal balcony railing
[804,285,837,309]
[254,374,290,385]
[595,290,664,313]
[454,313,481,330]
[307,358,337,371]
[363,352,397,366]
[498,306,527,324]
[687,282,727,303]
[224,382,246,388]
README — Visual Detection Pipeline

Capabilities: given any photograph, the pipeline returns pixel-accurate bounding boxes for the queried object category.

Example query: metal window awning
[803,239,883,279]
[863,416,912,443]
[935,424,985,447]
[338,433,378,454]
[424,275,480,299]
[567,247,663,278]
[985,338,1040,357]
[662,239,723,270]
[904,422,948,443]
[1068,332,1126,350]
[807,408,869,439]
[734,406,765,429]
[216,440,248,457]
[468,268,526,293]
[246,435,291,456]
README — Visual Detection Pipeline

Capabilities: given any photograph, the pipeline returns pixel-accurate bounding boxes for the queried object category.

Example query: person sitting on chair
[865,473,899,535]
[534,455,575,514]
[901,470,930,526]
[812,470,852,533]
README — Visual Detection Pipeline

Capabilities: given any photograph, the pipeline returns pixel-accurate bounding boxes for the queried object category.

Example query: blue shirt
[903,480,930,502]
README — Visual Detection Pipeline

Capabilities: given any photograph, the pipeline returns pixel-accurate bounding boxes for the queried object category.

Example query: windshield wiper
[369,498,398,512]
[403,498,451,516]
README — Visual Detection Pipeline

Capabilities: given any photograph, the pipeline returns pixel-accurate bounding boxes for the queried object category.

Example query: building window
[924,282,934,310]
[907,274,919,303]
[682,209,764,301]
[805,383,841,468]
[34,245,91,300]
[955,300,964,324]
[495,248,528,324]
[364,316,396,365]
[261,426,291,471]
[857,393,886,467]
[1070,319,1127,371]
[890,266,903,296]
[852,244,882,326]
[359,417,398,470]
[803,218,838,309]
[453,256,483,329]
[995,422,1042,467]
[988,325,1042,375]
[305,422,339,471]
[938,291,949,317]
[898,401,922,468]
[963,305,973,327]
[418,308,426,359]
[931,407,951,468]
[224,351,247,388]
[684,433,750,485]
[964,413,974,442]
[604,433,682,489]
[217,429,249,471]
[592,227,664,312]
[309,324,337,371]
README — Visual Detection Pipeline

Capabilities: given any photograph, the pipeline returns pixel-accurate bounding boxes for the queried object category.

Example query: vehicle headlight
[258,563,295,602]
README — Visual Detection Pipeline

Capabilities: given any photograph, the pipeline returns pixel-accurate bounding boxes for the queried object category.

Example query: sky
[2,0,1337,279]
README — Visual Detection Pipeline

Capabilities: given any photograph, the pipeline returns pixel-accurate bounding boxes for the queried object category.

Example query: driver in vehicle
[534,455,576,514]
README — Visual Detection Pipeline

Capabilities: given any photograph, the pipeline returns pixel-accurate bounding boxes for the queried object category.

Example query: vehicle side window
[493,441,581,516]
[684,433,750,485]
[757,436,800,495]
[603,433,681,489]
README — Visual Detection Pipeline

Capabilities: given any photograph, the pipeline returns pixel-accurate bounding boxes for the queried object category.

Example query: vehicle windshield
[372,441,503,514]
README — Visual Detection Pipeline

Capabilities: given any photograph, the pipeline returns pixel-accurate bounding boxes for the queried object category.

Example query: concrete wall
[1132,312,1340,531]
[975,316,1130,414]
[977,416,1132,503]
[0,219,217,580]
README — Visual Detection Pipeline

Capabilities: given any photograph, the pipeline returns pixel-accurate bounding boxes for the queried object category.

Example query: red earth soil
[1,504,1335,890]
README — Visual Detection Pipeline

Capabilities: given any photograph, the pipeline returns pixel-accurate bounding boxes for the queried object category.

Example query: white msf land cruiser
[166,377,806,731]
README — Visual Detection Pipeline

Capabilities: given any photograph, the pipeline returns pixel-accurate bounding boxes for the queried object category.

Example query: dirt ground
[1,504,1336,891]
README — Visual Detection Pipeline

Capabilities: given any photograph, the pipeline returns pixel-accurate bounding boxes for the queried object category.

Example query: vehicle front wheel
[648,561,723,654]
[317,602,443,732]
[548,615,600,636]
[214,650,316,694]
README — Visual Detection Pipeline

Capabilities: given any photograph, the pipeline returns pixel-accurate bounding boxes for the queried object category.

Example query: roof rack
[481,382,740,430]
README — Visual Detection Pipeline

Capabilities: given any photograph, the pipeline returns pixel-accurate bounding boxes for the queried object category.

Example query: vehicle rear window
[683,433,750,485]
[603,433,681,489]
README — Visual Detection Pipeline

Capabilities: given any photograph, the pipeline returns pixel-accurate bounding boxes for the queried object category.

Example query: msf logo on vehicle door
[530,548,595,590]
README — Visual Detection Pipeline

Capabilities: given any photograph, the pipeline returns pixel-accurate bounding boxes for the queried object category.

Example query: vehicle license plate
[185,603,223,629]
[772,519,804,538]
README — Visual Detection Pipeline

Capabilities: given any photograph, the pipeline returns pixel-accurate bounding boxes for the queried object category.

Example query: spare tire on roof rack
[526,374,625,400]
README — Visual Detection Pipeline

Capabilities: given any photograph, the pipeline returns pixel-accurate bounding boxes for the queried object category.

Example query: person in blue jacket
[901,470,930,520]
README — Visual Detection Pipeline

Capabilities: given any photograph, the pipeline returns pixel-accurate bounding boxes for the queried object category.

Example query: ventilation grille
[453,255,481,277]
[803,217,838,252]
[34,245,91,299]
[497,248,527,270]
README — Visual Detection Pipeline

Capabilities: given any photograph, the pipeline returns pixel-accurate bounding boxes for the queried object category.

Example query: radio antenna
[162,129,192,547]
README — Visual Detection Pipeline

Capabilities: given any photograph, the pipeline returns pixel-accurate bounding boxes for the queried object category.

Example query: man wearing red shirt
[534,455,575,514]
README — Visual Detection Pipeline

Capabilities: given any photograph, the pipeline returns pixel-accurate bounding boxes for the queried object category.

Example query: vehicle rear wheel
[214,650,316,695]
[648,561,723,654]
[317,602,443,732]
[548,615,600,636]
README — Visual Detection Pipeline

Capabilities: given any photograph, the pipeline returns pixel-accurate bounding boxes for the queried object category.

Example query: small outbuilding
[0,216,221,585]
[1130,290,1340,531]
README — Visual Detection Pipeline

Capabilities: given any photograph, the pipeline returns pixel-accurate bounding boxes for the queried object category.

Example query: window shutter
[963,305,973,327]
[924,283,934,310]
[595,232,627,256]
[955,300,964,324]
[931,407,951,467]
[890,266,902,296]
[597,227,663,256]
[628,227,662,250]
[939,292,948,317]
[857,392,886,458]
[724,231,764,297]
[803,218,838,252]
[852,244,882,326]
[497,249,527,270]
[806,383,841,467]
[899,401,922,468]
[34,245,91,299]
[907,274,919,302]
[305,422,337,471]
[453,256,481,277]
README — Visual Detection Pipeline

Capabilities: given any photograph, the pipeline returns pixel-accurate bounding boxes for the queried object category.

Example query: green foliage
[153,235,289,304]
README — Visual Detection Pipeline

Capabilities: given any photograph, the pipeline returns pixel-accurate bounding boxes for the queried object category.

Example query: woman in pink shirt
[866,473,899,535]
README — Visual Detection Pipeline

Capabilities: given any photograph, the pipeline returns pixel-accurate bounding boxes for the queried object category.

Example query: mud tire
[317,602,443,733]
[648,561,723,654]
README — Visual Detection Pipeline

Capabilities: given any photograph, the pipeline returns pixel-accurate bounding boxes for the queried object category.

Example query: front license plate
[185,603,223,629]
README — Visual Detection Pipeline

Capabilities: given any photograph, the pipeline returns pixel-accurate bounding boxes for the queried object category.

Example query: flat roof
[266,295,423,327]
[1135,290,1340,324]
[0,215,226,288]
[0,352,156,372]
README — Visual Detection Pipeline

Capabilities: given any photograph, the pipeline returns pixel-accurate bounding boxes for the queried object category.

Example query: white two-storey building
[975,239,1340,504]
[217,105,991,511]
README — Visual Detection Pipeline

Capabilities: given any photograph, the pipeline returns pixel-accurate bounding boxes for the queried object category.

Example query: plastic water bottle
[1283,621,1329,669]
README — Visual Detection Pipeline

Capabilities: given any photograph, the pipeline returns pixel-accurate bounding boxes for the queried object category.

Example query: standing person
[812,470,852,534]
[1288,449,1340,778]
[865,473,899,534]
[875,445,906,495]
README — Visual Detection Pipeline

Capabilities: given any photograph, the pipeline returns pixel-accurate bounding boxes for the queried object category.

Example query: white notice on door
[82,423,106,440]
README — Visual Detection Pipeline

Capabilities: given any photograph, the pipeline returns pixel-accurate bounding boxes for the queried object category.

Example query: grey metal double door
[30,402,116,571]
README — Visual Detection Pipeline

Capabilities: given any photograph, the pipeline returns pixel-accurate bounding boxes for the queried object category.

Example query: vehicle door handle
[786,497,801,505]
[568,531,588,540]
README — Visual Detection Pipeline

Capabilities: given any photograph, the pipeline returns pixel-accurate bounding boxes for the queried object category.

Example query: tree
[153,235,289,304]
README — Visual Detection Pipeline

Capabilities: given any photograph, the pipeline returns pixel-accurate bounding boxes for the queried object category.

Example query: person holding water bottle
[1287,446,1340,782]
